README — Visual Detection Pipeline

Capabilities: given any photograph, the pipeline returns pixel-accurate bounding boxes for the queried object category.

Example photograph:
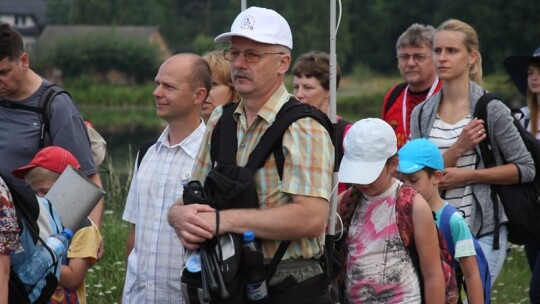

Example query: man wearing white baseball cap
[169,6,334,303]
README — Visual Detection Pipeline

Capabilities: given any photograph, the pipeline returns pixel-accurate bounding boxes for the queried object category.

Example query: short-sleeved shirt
[0,80,96,188]
[192,84,334,259]
[51,219,102,304]
[434,202,476,260]
[122,122,205,304]
[0,176,21,255]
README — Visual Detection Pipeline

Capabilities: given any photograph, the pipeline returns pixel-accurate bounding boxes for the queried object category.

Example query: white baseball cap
[339,118,397,184]
[214,6,293,49]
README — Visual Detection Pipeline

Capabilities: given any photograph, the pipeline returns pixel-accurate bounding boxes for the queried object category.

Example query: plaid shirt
[122,122,205,304]
[192,84,334,259]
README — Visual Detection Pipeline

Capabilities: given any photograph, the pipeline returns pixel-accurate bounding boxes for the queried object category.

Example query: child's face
[29,178,55,198]
[399,169,441,203]
[355,158,398,197]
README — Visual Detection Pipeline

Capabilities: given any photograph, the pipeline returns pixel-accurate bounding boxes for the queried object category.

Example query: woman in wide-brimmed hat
[504,47,540,304]
[504,47,540,137]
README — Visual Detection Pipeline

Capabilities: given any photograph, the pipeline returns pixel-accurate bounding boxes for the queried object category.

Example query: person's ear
[194,87,208,105]
[432,169,444,185]
[277,53,291,76]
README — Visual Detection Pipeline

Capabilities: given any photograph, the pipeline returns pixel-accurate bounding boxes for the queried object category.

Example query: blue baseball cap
[397,138,444,174]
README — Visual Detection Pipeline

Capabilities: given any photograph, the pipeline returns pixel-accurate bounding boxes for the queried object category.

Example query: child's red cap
[12,146,81,179]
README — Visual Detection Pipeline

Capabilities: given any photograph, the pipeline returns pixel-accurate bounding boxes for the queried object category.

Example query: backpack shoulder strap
[210,99,333,179]
[395,184,417,250]
[210,102,240,168]
[473,92,498,168]
[439,204,458,260]
[38,84,70,148]
[3,176,42,244]
[136,138,158,170]
[473,92,502,250]
[245,97,333,177]
[334,118,351,171]
[383,82,407,117]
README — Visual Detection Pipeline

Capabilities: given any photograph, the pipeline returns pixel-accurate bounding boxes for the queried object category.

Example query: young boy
[397,138,485,304]
[12,146,102,304]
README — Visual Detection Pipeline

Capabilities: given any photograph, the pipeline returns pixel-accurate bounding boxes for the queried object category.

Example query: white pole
[241,0,247,11]
[328,0,338,236]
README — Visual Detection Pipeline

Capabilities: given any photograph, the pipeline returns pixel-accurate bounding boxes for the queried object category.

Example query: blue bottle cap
[62,228,74,240]
[244,230,255,242]
[186,252,201,273]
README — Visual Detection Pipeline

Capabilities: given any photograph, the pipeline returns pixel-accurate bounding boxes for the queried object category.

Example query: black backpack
[179,98,334,303]
[382,82,407,117]
[3,175,63,304]
[474,93,540,246]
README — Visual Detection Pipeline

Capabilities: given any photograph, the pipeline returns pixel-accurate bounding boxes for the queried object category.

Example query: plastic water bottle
[16,228,74,285]
[241,230,269,303]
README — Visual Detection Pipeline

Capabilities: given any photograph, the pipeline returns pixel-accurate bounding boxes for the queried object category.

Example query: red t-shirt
[381,81,443,148]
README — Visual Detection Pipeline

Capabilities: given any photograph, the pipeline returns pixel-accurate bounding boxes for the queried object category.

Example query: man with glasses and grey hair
[381,23,443,149]
[168,6,334,303]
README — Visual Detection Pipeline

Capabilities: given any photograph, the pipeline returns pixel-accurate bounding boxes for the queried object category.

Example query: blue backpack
[439,204,491,304]
[5,176,64,304]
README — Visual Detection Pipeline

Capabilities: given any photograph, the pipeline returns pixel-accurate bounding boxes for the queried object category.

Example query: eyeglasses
[397,53,431,63]
[223,48,284,63]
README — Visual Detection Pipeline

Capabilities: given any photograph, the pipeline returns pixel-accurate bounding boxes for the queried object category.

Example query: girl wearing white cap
[336,118,446,303]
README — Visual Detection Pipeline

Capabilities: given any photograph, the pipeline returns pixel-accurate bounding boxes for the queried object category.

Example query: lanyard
[401,77,439,137]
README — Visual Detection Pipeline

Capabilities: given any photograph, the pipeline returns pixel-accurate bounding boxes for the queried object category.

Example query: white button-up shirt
[122,122,205,303]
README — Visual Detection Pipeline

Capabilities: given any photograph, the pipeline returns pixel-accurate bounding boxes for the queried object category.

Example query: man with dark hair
[122,53,210,303]
[381,23,442,149]
[0,23,104,226]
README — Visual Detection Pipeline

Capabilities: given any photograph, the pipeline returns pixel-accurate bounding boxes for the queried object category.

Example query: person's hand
[440,167,471,190]
[96,239,104,260]
[167,203,215,250]
[453,118,486,153]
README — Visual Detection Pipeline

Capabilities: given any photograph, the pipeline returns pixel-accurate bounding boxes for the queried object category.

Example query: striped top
[429,116,476,224]
[192,84,334,259]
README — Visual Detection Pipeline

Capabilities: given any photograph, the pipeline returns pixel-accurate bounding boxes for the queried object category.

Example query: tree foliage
[45,34,160,83]
[45,0,540,75]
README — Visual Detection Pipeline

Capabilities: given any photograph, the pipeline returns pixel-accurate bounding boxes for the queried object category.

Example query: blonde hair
[437,19,483,85]
[527,61,540,135]
[203,50,239,102]
[24,167,60,187]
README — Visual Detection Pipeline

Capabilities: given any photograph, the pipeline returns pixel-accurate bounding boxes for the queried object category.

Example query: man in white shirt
[122,53,211,303]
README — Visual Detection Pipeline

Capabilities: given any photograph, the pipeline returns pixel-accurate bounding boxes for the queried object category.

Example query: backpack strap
[383,82,407,117]
[334,118,351,171]
[440,204,458,265]
[211,98,334,178]
[473,92,502,250]
[39,84,69,148]
[136,138,158,170]
[0,84,69,148]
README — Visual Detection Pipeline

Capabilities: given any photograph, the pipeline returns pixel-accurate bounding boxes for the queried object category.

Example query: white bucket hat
[339,118,397,184]
[214,6,293,49]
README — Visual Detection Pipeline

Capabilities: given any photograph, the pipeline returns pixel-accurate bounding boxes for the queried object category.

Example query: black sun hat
[503,47,540,97]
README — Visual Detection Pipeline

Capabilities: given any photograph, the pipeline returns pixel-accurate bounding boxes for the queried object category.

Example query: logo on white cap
[240,15,255,30]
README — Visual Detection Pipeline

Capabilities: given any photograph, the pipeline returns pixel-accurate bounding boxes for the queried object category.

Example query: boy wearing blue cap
[398,138,487,304]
